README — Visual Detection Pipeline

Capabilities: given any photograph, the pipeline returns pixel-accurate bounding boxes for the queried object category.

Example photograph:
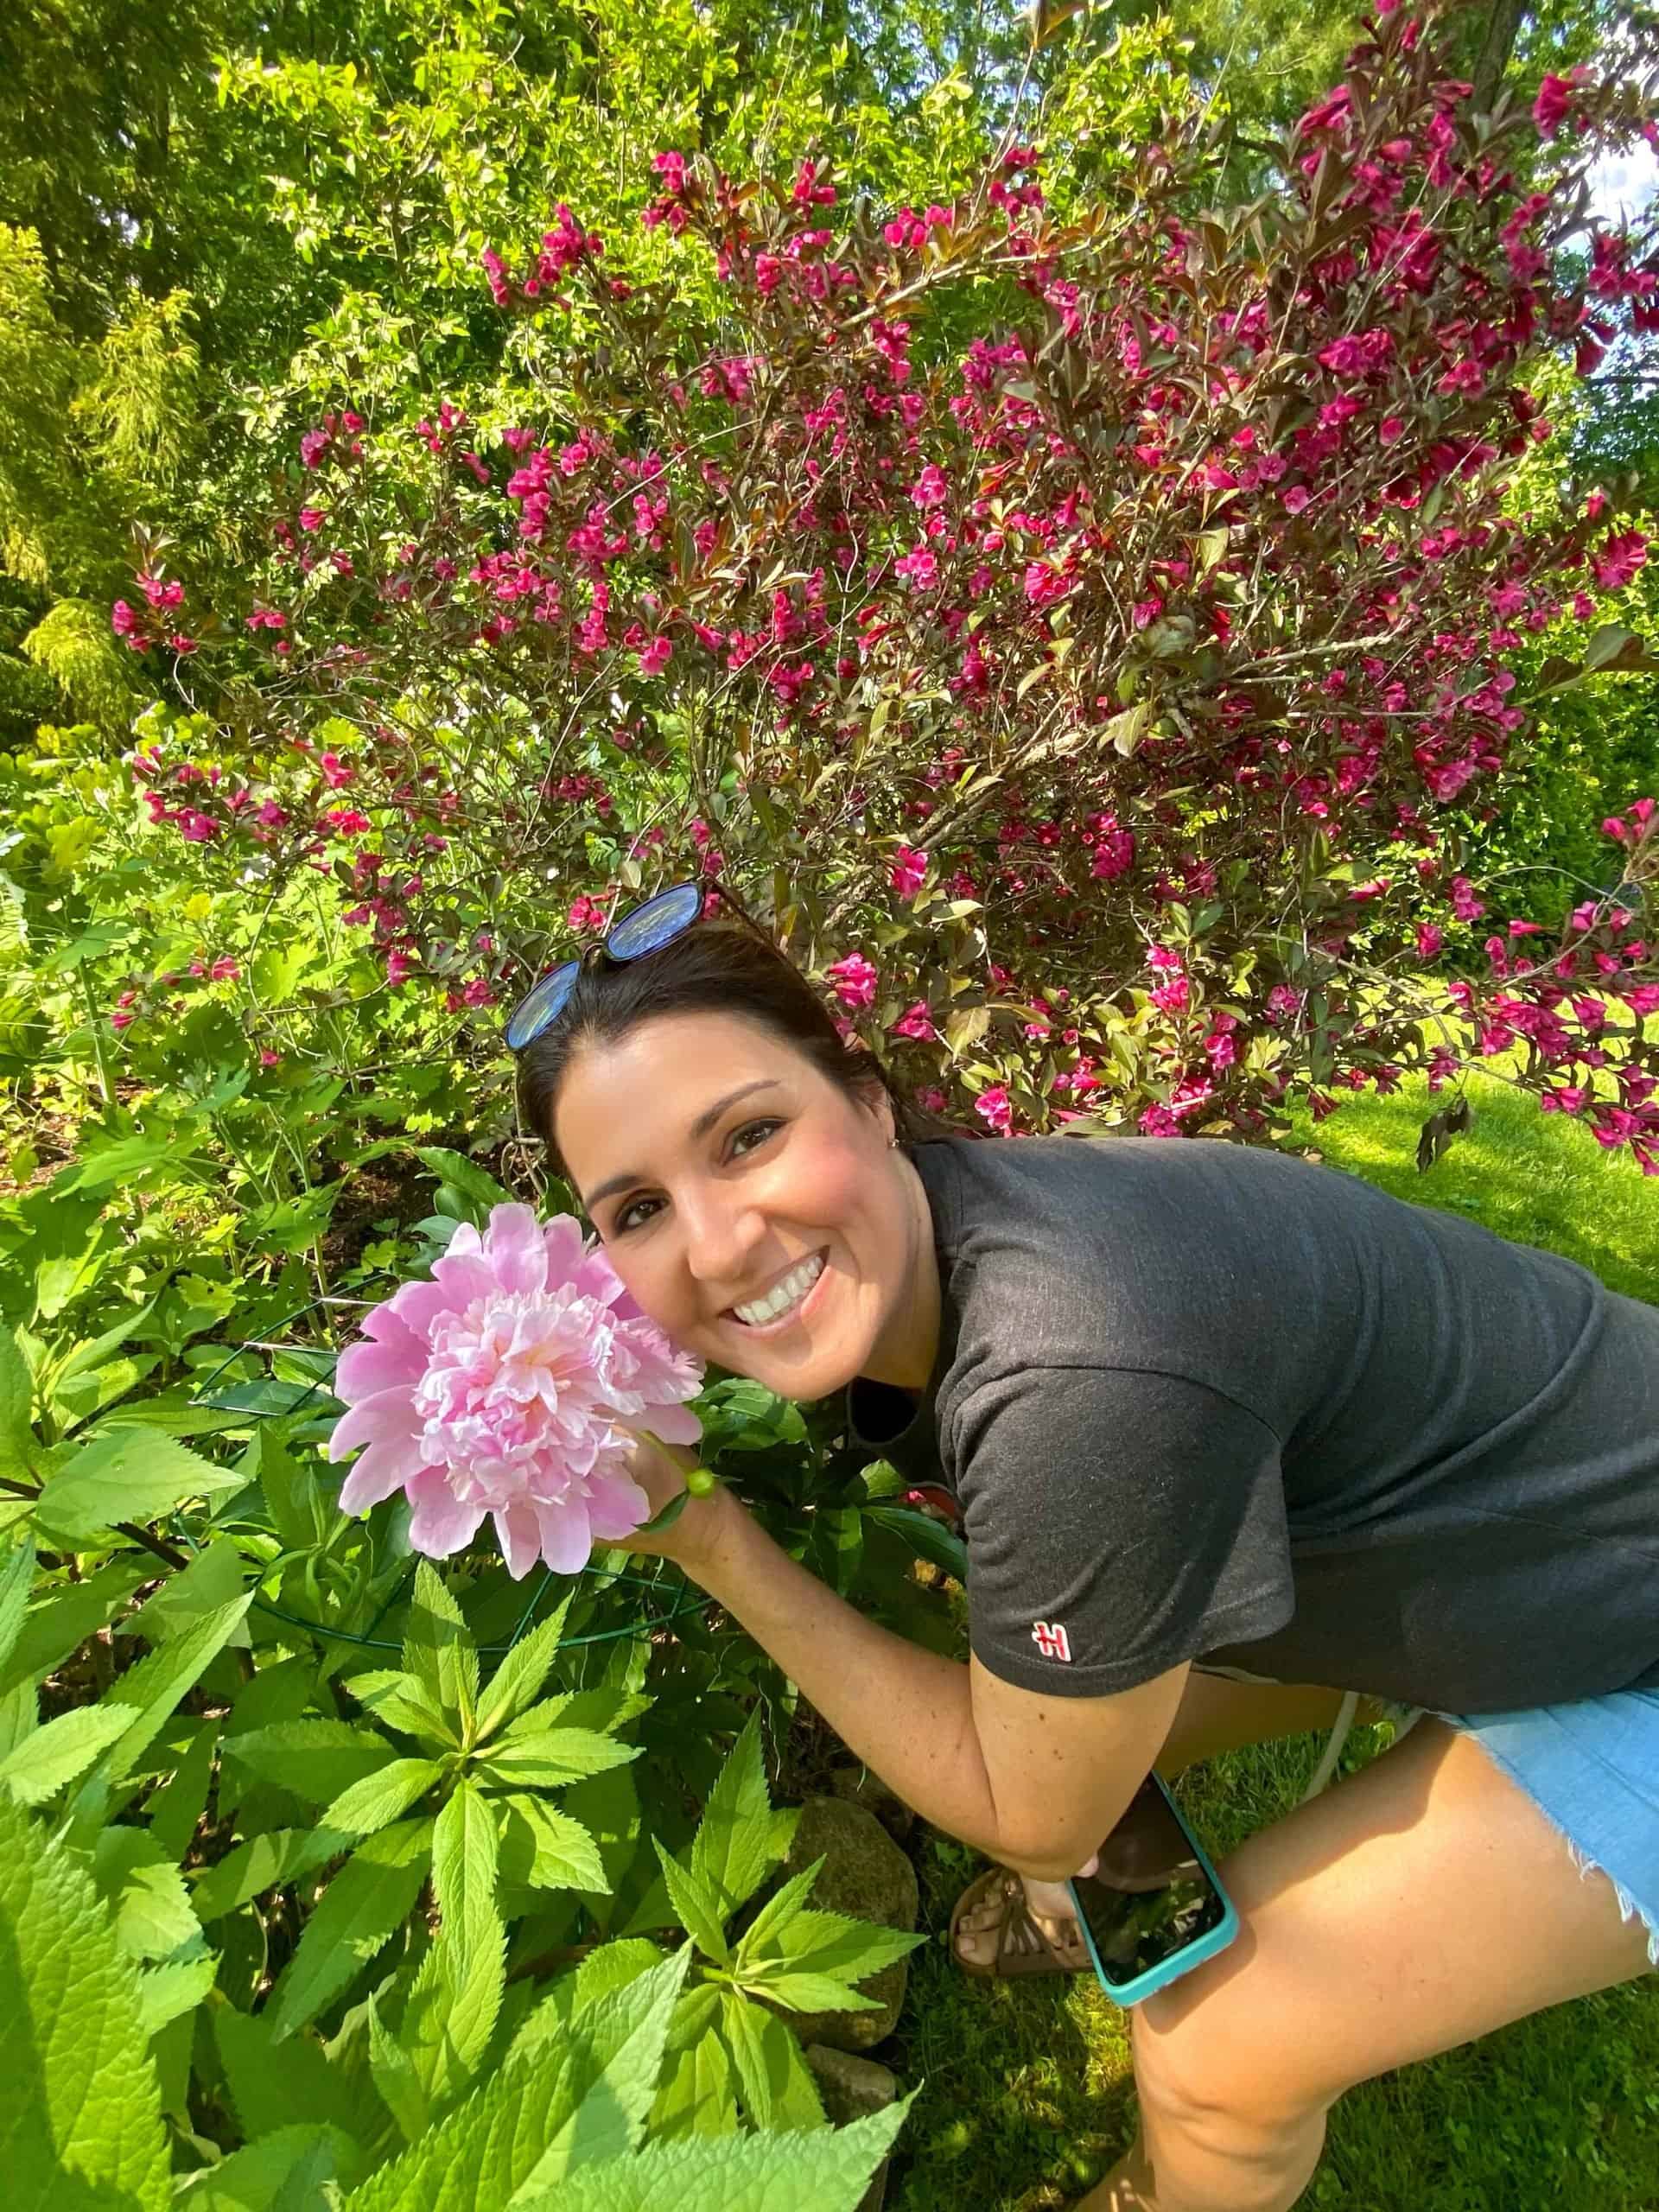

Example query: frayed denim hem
[1433,1707,1659,1973]
[1562,1836,1659,1970]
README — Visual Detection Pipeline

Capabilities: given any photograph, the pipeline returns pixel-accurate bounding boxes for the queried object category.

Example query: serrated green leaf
[184,2121,358,2210]
[509,1939,666,2075]
[496,1794,608,1893]
[124,1536,251,1648]
[0,1789,170,2210]
[0,1557,149,1698]
[33,1426,245,1542]
[93,1827,200,1961]
[398,1906,505,2116]
[743,1969,883,2013]
[771,1905,928,1983]
[515,2095,913,2212]
[476,1725,637,1789]
[529,1948,696,2187]
[402,1563,477,1732]
[0,1700,130,1804]
[688,1716,785,1916]
[732,1857,823,1962]
[345,1667,457,1748]
[145,1715,219,1860]
[136,1947,217,2038]
[215,2001,376,2147]
[322,1757,441,1835]
[0,1327,39,1487]
[190,1824,353,1923]
[717,1993,823,2130]
[223,1719,398,1805]
[86,1593,251,1787]
[340,1955,690,2212]
[649,2026,736,2142]
[652,1841,730,1964]
[266,1818,432,2041]
[474,1593,573,1739]
[368,1991,429,2143]
[0,1537,35,1676]
[432,1781,499,1955]
[0,1679,35,1761]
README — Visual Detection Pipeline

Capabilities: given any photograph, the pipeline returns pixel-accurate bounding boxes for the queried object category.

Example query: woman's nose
[678,1187,768,1289]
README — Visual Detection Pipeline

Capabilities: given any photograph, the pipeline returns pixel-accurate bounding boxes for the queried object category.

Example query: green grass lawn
[885,1066,1659,2212]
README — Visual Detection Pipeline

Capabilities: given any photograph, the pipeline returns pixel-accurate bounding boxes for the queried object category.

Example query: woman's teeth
[734,1253,824,1327]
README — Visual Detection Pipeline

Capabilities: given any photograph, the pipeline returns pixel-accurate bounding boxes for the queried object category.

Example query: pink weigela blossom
[327,1204,702,1577]
[825,950,879,1007]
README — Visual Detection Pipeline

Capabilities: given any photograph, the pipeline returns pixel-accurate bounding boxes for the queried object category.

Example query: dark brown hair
[515,914,969,1170]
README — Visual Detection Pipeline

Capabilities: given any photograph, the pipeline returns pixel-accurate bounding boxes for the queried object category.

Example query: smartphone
[1065,1772,1239,2006]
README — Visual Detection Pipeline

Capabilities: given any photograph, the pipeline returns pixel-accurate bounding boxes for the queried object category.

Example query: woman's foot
[953,1868,1090,1973]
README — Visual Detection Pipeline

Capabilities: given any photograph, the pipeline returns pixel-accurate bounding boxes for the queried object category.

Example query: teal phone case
[1065,1772,1240,2007]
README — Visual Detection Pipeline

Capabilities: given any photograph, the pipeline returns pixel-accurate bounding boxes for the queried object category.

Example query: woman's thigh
[1131,1715,1656,2124]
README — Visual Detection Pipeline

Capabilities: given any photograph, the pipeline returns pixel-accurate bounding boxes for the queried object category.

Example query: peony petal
[338,1430,423,1514]
[446,1220,485,1261]
[572,1242,631,1310]
[637,1402,702,1447]
[429,1249,499,1312]
[327,1386,420,1463]
[406,1467,486,1558]
[485,1203,550,1297]
[583,1471,652,1539]
[335,1332,427,1405]
[541,1214,588,1287]
[494,1501,544,1580]
[388,1276,455,1338]
[535,1496,594,1575]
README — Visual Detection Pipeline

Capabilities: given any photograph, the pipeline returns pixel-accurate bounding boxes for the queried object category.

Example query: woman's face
[554,1010,938,1402]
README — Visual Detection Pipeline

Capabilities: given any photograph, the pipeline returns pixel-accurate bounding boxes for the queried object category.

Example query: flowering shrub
[110,1,1659,1168]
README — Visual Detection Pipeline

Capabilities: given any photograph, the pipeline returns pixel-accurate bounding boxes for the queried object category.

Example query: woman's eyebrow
[582,1079,784,1211]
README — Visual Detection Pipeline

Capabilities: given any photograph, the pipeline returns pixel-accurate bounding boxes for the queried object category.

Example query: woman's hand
[615,1424,742,1575]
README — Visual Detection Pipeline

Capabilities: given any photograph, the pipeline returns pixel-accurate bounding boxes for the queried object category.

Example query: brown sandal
[949,1866,1090,1980]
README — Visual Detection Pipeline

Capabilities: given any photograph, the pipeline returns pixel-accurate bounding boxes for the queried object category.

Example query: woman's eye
[614,1194,664,1235]
[729,1117,784,1159]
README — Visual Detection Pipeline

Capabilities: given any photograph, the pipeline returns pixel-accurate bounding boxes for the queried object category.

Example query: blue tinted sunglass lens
[607,881,702,961]
[505,960,580,1050]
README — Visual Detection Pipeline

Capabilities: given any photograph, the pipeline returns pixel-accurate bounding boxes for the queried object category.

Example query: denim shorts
[1195,1663,1659,1967]
[1433,1690,1659,1970]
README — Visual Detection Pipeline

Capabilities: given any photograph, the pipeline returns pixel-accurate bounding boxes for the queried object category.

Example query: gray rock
[804,2047,900,2212]
[828,1763,916,1845]
[804,2044,900,2123]
[769,1796,918,2051]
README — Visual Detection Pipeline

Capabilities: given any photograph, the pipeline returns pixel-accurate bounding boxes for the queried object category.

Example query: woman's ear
[862,1083,899,1148]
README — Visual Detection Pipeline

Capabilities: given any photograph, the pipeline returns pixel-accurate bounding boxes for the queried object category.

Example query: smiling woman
[509,895,1659,2212]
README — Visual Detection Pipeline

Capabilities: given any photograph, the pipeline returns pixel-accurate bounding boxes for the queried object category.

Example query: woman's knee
[1128,1968,1333,2139]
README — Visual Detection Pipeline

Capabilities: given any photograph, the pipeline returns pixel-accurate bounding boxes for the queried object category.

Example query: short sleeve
[949,1365,1295,1697]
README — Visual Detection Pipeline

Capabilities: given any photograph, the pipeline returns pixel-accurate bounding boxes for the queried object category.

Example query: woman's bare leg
[1079,1716,1655,2211]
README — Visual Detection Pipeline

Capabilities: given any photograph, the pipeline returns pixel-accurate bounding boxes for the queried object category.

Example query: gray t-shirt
[847,1134,1659,1713]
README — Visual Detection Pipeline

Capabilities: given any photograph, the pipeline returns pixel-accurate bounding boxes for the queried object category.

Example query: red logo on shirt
[1032,1620,1072,1662]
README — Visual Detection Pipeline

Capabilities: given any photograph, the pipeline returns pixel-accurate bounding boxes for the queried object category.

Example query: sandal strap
[999,1881,1071,1970]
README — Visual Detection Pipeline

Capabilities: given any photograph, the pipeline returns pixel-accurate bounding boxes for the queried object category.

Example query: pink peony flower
[327,1203,702,1578]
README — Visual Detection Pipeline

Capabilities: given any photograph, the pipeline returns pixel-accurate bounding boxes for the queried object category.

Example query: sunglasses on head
[505,879,771,1053]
